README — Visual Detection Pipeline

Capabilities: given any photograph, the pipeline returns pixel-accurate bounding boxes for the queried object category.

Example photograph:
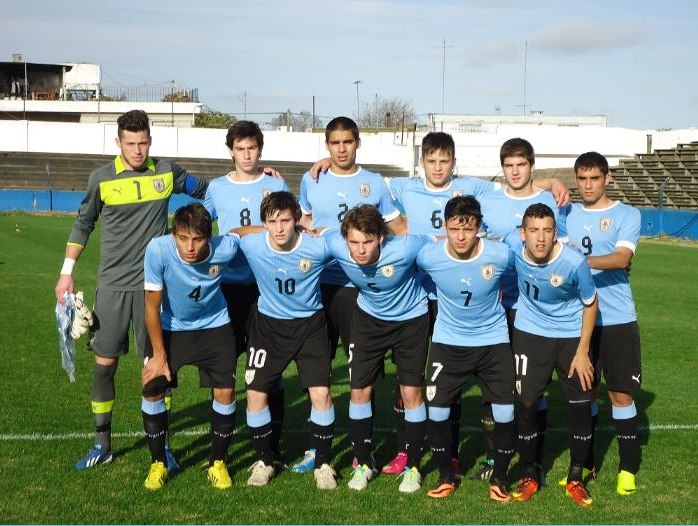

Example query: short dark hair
[117,110,150,138]
[444,195,482,227]
[500,137,534,166]
[341,204,388,239]
[421,132,455,159]
[172,202,212,237]
[260,191,302,223]
[225,120,264,150]
[574,151,609,175]
[325,116,360,142]
[522,203,555,228]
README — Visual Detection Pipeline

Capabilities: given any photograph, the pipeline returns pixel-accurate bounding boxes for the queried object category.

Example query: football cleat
[471,458,494,480]
[382,451,408,475]
[207,460,232,490]
[451,457,463,480]
[347,464,374,491]
[489,476,511,503]
[74,444,113,470]
[397,466,422,493]
[247,460,275,487]
[314,463,338,490]
[291,449,316,473]
[427,479,456,499]
[512,476,539,502]
[558,466,596,486]
[165,446,180,475]
[616,470,636,496]
[566,480,593,506]
[144,461,168,491]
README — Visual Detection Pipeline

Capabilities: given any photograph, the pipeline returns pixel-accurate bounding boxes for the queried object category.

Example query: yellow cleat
[208,459,232,490]
[558,467,596,486]
[144,461,168,491]
[617,470,636,496]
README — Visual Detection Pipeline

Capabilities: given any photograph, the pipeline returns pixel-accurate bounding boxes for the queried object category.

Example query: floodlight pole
[658,176,670,234]
[353,80,362,123]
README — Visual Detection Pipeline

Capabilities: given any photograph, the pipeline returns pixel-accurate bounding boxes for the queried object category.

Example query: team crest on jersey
[245,369,255,385]
[549,273,564,287]
[153,178,165,193]
[481,264,494,280]
[451,189,463,198]
[359,183,371,198]
[426,385,436,402]
[600,217,612,232]
[298,258,312,273]
[262,188,272,198]
[208,264,221,277]
[380,264,395,278]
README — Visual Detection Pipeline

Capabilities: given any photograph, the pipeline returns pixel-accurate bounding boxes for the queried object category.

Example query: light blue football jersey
[480,187,567,309]
[417,238,513,346]
[513,242,597,338]
[203,173,289,284]
[299,167,401,286]
[389,176,498,300]
[239,231,333,320]
[324,231,430,321]
[144,233,239,331]
[564,201,640,326]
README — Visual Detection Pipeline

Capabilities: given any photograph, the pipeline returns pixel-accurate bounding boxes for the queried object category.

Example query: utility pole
[353,80,362,124]
[522,40,528,116]
[440,39,453,114]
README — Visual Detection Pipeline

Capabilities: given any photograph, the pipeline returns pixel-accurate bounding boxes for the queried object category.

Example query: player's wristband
[60,258,76,275]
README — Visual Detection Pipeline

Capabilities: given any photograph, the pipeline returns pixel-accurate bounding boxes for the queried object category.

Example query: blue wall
[2,190,697,239]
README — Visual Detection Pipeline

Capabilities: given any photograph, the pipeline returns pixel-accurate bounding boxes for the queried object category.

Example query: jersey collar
[114,155,156,174]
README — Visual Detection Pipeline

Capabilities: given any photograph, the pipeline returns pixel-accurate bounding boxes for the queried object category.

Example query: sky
[2,0,697,130]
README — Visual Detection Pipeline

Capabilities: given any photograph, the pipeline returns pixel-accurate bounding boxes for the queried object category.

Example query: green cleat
[617,470,636,496]
[144,461,168,491]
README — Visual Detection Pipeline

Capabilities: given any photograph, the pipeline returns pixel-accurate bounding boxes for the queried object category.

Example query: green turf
[1,213,697,524]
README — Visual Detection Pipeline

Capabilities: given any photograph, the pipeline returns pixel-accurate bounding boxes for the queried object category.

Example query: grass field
[1,212,697,524]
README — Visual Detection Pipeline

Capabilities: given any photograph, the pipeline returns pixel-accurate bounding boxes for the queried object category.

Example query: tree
[270,110,323,131]
[194,107,237,129]
[358,96,416,129]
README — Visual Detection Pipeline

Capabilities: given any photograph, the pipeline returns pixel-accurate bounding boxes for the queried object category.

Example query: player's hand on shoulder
[263,167,283,179]
[551,178,571,207]
[309,158,331,181]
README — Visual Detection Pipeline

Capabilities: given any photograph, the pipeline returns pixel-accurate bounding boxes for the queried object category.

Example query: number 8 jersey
[144,233,240,331]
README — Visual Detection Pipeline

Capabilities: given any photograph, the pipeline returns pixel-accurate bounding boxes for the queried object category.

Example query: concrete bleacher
[0,152,409,196]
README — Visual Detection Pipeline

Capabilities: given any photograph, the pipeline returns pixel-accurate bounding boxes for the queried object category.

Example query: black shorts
[512,328,590,403]
[591,322,642,392]
[426,342,514,407]
[245,309,331,393]
[391,299,438,367]
[505,308,517,343]
[349,306,430,389]
[321,283,359,358]
[222,282,260,360]
[145,324,236,389]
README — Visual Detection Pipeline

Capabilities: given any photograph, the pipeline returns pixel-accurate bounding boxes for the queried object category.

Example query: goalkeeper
[54,110,208,471]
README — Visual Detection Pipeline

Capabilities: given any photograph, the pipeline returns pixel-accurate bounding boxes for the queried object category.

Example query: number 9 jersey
[144,233,240,331]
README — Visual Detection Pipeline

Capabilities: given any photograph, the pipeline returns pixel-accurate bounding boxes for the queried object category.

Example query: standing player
[293,116,406,473]
[54,110,208,470]
[204,121,289,459]
[141,203,239,490]
[417,196,516,501]
[564,152,642,495]
[476,137,568,481]
[510,203,598,507]
[324,205,430,493]
[239,192,337,490]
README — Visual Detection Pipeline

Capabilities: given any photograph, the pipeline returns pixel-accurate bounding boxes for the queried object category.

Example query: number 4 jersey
[144,233,240,331]
[564,201,640,326]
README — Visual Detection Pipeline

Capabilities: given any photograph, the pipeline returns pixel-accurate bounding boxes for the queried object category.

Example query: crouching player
[510,203,598,506]
[324,204,432,493]
[141,203,239,490]
[240,192,337,490]
[416,196,516,501]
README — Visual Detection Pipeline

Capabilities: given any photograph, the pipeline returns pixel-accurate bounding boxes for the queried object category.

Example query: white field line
[1,423,696,441]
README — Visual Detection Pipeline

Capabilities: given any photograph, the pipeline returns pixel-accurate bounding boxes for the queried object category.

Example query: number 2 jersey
[144,233,239,331]
[564,201,640,326]
[204,173,289,284]
[513,242,597,338]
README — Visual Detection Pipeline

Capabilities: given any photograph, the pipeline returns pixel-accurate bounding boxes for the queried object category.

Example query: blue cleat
[165,446,180,475]
[75,444,113,470]
[291,449,316,473]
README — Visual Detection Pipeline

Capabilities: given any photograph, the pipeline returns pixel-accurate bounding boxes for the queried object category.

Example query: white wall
[1,120,697,176]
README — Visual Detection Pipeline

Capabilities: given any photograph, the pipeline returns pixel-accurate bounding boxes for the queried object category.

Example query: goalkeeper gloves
[70,291,94,339]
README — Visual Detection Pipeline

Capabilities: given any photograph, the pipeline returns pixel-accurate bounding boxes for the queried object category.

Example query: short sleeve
[144,240,165,291]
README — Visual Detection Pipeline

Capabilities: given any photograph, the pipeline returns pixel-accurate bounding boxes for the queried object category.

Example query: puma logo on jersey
[337,192,348,200]
[583,225,593,232]
[241,197,251,204]
[277,268,288,275]
[112,187,123,194]
[460,278,472,286]
[515,213,523,220]
[631,374,641,384]
[432,199,443,206]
